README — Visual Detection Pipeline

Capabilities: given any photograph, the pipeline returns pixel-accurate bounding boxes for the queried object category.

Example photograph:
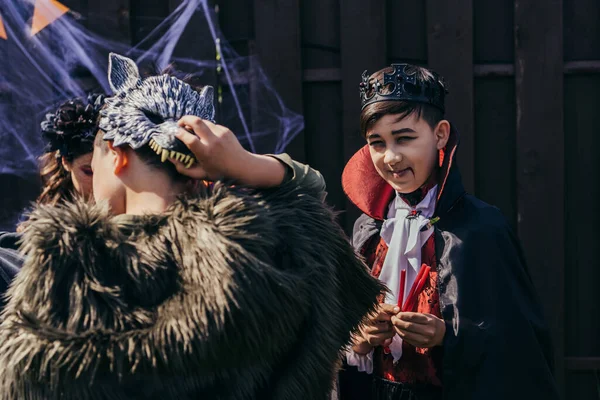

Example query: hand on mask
[171,116,285,187]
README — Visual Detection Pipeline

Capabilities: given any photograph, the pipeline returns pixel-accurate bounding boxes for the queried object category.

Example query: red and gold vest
[361,187,443,386]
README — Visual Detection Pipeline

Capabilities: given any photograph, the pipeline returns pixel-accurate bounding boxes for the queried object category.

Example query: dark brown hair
[36,152,75,206]
[36,95,103,205]
[93,131,197,196]
[360,65,445,137]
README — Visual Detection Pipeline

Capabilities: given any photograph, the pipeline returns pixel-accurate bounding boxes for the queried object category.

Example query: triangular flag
[0,14,7,40]
[31,0,69,36]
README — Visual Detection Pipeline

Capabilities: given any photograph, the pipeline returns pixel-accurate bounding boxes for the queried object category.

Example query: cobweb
[0,0,304,177]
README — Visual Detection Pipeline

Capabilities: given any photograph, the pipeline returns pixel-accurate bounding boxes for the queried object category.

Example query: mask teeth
[185,157,195,169]
[176,153,184,162]
[170,150,176,159]
[151,140,162,155]
[161,149,169,163]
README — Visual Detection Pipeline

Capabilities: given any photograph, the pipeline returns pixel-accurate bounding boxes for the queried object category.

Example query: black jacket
[0,247,21,313]
[0,232,22,314]
[339,127,559,400]
[0,231,20,251]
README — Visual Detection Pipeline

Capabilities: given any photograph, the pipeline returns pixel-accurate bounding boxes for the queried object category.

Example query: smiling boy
[338,64,559,400]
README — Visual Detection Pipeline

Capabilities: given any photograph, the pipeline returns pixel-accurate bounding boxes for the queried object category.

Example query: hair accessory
[40,93,105,160]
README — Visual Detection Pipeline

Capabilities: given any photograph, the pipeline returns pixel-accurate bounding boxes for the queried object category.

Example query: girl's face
[62,153,93,199]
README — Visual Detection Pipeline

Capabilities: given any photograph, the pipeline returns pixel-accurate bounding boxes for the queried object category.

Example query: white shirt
[346,186,438,373]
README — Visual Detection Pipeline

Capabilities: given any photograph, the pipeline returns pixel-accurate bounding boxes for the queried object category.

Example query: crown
[359,64,447,112]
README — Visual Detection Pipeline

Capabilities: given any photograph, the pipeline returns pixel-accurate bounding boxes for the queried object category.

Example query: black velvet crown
[359,64,447,112]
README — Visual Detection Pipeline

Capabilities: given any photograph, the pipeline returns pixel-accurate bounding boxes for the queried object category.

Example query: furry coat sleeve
[0,181,382,400]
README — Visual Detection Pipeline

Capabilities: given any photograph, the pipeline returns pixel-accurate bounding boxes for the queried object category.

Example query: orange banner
[31,0,70,36]
[0,14,7,40]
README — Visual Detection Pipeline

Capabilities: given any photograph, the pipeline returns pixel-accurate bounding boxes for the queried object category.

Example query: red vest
[361,198,443,386]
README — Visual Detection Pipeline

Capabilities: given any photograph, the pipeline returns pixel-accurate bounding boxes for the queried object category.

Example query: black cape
[339,128,559,400]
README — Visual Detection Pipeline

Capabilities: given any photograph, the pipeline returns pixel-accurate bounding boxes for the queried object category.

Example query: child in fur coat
[0,54,383,400]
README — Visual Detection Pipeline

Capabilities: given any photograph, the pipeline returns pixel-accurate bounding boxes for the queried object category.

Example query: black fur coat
[0,182,383,399]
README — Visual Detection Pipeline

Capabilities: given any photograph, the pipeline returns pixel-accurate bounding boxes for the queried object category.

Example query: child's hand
[172,116,286,187]
[390,312,446,348]
[172,116,248,180]
[352,304,399,354]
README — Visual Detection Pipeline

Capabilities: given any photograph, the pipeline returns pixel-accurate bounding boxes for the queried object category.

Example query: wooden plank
[474,77,516,230]
[474,0,513,63]
[566,357,600,371]
[474,62,600,77]
[566,370,598,400]
[300,0,345,220]
[86,0,131,44]
[303,68,342,83]
[130,0,169,46]
[387,0,426,64]
[564,76,600,365]
[301,62,600,82]
[217,0,252,57]
[171,0,217,78]
[303,82,345,224]
[303,63,600,81]
[426,0,475,193]
[301,0,340,69]
[253,0,304,160]
[564,61,600,75]
[340,0,386,232]
[514,0,565,394]
[564,0,600,61]
[474,64,514,77]
[217,0,253,56]
[60,0,88,23]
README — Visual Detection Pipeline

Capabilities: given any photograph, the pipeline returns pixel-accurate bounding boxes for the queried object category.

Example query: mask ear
[200,86,214,103]
[197,85,216,121]
[108,53,141,93]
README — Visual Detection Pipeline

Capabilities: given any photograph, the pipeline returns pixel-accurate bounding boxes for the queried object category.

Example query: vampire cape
[339,126,560,400]
[0,181,383,400]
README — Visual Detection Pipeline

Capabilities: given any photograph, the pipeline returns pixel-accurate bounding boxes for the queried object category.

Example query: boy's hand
[172,116,285,187]
[352,304,399,354]
[390,312,445,348]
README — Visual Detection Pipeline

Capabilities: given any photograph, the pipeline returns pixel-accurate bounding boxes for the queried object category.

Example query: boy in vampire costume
[0,53,383,399]
[337,64,559,400]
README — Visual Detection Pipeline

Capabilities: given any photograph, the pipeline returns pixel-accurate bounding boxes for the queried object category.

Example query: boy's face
[366,113,449,194]
[91,133,126,214]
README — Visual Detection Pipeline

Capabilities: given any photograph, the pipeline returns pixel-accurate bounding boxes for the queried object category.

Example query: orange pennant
[31,0,70,36]
[0,14,7,40]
